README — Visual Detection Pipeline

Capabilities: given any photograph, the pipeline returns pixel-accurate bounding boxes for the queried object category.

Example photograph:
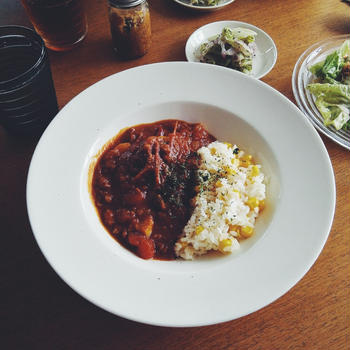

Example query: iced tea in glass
[21,0,87,51]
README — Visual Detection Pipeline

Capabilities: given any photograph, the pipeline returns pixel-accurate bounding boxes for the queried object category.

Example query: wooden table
[1,0,349,349]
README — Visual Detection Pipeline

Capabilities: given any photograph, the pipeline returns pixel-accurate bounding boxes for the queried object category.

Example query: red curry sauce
[91,120,216,260]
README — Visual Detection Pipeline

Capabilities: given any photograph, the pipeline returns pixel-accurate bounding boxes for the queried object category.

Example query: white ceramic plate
[27,62,335,327]
[292,35,350,150]
[173,0,235,11]
[185,21,277,79]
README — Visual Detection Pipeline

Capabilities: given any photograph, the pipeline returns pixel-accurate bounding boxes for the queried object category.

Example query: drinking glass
[21,0,88,52]
[0,26,59,135]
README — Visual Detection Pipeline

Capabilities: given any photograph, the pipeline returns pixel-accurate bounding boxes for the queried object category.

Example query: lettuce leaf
[307,40,350,130]
[309,39,350,83]
[221,27,257,45]
[307,83,350,130]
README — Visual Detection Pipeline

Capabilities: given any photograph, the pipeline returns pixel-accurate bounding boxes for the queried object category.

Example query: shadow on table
[323,13,350,34]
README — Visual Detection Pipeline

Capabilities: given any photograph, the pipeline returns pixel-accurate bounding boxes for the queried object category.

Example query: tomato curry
[91,120,215,260]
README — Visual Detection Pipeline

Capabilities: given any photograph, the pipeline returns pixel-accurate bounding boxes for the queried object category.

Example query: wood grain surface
[1,0,349,349]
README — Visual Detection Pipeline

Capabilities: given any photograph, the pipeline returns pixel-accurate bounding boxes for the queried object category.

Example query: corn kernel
[259,199,265,211]
[215,180,223,187]
[195,226,204,235]
[231,158,239,167]
[241,226,254,238]
[247,197,259,209]
[240,159,251,168]
[251,165,260,177]
[219,239,232,251]
[242,154,253,161]
[210,148,216,155]
[223,166,236,175]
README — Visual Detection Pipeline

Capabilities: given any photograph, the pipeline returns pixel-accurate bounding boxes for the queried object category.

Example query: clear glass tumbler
[21,0,88,52]
[0,26,59,135]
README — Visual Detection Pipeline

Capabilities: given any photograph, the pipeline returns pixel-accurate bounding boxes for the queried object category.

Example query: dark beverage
[21,0,87,51]
[0,26,58,135]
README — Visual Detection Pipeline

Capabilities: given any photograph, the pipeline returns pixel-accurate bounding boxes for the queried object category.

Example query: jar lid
[109,0,145,8]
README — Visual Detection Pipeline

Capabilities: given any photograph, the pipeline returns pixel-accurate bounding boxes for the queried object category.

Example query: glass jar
[108,0,151,59]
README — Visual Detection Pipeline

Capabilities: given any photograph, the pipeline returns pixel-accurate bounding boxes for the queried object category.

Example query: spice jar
[108,0,151,59]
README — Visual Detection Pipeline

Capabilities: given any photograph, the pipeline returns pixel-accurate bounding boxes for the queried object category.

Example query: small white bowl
[185,21,277,79]
[173,0,235,11]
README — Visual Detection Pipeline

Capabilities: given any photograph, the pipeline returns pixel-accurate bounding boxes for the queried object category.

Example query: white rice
[175,141,266,260]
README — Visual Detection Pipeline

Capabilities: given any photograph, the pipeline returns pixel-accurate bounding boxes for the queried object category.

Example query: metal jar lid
[109,0,145,8]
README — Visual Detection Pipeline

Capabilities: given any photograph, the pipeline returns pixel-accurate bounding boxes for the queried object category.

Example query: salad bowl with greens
[185,21,277,79]
[173,0,235,11]
[292,35,350,150]
[197,27,257,74]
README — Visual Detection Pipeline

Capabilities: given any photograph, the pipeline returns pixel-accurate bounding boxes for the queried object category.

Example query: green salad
[197,27,257,74]
[307,39,350,131]
[190,0,219,6]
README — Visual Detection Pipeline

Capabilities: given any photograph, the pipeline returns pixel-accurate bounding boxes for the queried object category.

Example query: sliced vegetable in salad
[307,39,350,131]
[190,0,219,5]
[197,27,257,74]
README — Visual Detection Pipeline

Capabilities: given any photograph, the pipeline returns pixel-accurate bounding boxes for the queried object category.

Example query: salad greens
[190,0,219,6]
[307,39,350,131]
[198,27,257,74]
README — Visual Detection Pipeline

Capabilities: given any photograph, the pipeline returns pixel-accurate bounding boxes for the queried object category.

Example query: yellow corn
[195,226,204,235]
[247,197,259,209]
[251,165,260,177]
[219,239,232,252]
[231,158,239,166]
[240,154,252,168]
[242,154,253,161]
[240,161,250,168]
[241,226,254,238]
[223,166,236,175]
[240,160,251,168]
[224,142,233,148]
[215,180,223,187]
[259,199,265,211]
[210,148,216,155]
